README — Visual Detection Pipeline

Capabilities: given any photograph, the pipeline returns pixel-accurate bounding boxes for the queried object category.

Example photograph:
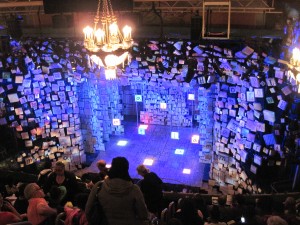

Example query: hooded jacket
[85,178,148,225]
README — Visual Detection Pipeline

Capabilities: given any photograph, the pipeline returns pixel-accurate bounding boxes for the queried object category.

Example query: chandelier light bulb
[109,23,118,36]
[292,47,300,66]
[95,29,105,45]
[123,25,132,41]
[296,73,300,82]
[83,26,93,40]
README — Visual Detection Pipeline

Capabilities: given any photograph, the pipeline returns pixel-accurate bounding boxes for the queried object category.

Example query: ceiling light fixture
[290,47,300,92]
[83,0,133,80]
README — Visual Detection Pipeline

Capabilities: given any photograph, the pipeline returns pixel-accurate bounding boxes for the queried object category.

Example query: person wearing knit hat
[86,156,148,225]
[136,164,163,217]
[24,183,57,225]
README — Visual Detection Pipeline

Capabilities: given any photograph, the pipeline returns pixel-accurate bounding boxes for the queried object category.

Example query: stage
[76,119,210,188]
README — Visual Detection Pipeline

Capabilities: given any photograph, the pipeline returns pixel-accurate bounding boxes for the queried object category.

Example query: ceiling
[0,0,296,40]
[0,0,283,14]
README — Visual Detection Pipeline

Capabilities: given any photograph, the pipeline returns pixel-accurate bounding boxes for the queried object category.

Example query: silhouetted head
[107,157,131,181]
[54,161,65,176]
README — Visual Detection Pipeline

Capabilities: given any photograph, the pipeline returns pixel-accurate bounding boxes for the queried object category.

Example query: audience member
[137,164,163,216]
[37,159,53,188]
[175,197,204,225]
[230,194,249,222]
[64,193,89,225]
[239,204,258,225]
[24,183,57,225]
[47,186,66,213]
[14,182,29,215]
[205,205,226,225]
[96,159,109,181]
[5,177,18,196]
[282,196,300,225]
[207,195,233,223]
[0,192,22,225]
[192,194,207,220]
[43,161,78,204]
[267,215,288,225]
[84,159,109,189]
[86,156,148,225]
[255,196,273,216]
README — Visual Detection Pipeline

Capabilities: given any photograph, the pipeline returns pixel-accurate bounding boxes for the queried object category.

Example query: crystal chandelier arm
[90,55,105,68]
[114,52,129,66]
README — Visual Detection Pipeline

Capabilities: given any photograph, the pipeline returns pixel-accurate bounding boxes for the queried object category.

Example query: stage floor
[76,119,210,188]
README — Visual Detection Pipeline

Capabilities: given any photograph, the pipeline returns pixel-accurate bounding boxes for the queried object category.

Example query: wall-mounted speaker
[190,16,202,41]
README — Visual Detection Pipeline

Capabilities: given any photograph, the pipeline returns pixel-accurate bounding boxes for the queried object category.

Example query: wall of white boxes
[0,38,299,193]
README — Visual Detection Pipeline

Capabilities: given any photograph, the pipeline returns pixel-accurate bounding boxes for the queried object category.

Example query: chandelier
[289,47,300,92]
[83,0,133,79]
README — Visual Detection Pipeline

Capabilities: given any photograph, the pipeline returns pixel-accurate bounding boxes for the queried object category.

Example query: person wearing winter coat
[85,157,149,225]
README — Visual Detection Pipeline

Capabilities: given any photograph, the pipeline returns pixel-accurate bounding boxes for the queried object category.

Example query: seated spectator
[64,193,89,225]
[37,159,53,188]
[0,191,25,219]
[178,196,204,219]
[24,183,57,225]
[255,196,273,216]
[282,196,300,225]
[96,159,108,181]
[14,182,29,215]
[43,161,78,204]
[267,215,288,225]
[0,192,22,225]
[175,197,204,225]
[240,204,259,225]
[207,195,233,222]
[217,195,235,222]
[5,178,18,196]
[230,194,249,222]
[205,205,226,225]
[192,194,207,220]
[84,159,109,190]
[137,164,163,217]
[47,186,66,213]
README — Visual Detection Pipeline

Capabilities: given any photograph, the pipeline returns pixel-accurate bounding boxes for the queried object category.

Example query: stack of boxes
[139,86,191,126]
